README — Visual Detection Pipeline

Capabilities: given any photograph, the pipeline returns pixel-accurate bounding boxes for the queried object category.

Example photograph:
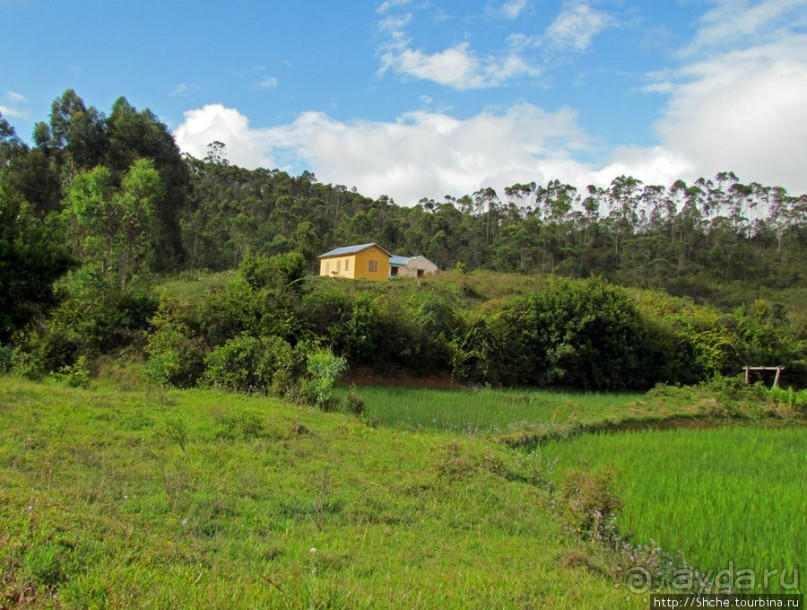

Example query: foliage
[51,355,91,389]
[300,346,348,410]
[450,279,654,390]
[561,468,622,543]
[239,251,307,291]
[203,333,294,395]
[143,299,205,388]
[63,159,164,289]
[22,267,157,373]
[0,182,72,341]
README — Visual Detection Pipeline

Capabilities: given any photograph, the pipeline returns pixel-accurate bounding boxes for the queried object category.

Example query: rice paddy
[537,426,806,593]
[348,385,644,433]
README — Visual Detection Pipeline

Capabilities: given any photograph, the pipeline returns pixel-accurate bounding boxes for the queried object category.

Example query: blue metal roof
[389,255,410,266]
[318,243,391,258]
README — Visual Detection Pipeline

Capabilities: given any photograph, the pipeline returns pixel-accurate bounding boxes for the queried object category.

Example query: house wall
[395,256,439,278]
[319,245,390,281]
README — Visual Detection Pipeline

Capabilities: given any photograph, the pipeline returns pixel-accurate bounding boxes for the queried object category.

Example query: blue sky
[2,0,806,204]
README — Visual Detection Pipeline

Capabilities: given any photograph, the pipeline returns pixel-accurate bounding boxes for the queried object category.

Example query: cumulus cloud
[379,41,538,89]
[173,0,807,203]
[653,38,807,193]
[586,0,807,195]
[174,102,598,204]
[173,104,277,168]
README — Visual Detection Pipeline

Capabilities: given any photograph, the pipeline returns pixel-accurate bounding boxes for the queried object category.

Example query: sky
[2,0,807,205]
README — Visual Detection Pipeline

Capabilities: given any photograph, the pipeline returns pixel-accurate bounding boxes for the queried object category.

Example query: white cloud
[172,1,807,206]
[6,91,28,104]
[379,41,538,89]
[498,0,529,19]
[653,38,807,193]
[545,3,616,52]
[173,104,277,168]
[170,83,190,97]
[377,0,411,14]
[685,0,807,55]
[254,76,279,89]
[174,102,598,204]
[376,2,539,89]
[0,91,30,120]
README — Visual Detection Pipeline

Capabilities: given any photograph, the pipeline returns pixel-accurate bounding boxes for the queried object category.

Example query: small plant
[216,411,265,440]
[162,418,188,451]
[52,355,91,389]
[560,467,622,544]
[300,347,347,410]
[342,387,365,416]
[144,299,205,388]
[23,542,66,588]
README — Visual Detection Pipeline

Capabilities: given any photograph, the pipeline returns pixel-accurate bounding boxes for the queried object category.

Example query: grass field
[536,427,806,593]
[0,376,648,609]
[1,376,803,607]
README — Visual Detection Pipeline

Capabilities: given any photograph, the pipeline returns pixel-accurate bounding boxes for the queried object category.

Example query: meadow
[0,377,647,609]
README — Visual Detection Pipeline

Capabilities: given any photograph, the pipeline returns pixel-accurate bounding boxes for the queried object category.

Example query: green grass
[536,426,806,593]
[0,377,644,609]
[347,385,644,434]
[154,270,238,306]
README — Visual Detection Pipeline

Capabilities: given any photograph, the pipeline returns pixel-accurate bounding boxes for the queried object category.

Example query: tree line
[1,90,806,391]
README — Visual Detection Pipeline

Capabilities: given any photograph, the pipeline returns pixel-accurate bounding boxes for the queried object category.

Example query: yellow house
[318,243,392,281]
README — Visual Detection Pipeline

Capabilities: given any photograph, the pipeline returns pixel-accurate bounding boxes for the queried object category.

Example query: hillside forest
[2,91,807,395]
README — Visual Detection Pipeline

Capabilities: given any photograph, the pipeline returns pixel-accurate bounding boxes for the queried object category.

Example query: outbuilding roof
[318,243,392,259]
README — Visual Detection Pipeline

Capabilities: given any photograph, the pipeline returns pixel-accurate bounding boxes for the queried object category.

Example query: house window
[390,266,398,276]
[345,259,350,271]
[336,260,341,272]
[368,260,378,272]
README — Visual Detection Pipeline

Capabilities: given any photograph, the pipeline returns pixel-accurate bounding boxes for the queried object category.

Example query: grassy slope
[0,377,641,609]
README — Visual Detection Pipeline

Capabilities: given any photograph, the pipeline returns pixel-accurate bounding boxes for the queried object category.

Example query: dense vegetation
[1,90,806,392]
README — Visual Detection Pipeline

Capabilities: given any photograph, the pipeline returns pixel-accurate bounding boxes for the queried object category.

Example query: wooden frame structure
[743,366,786,388]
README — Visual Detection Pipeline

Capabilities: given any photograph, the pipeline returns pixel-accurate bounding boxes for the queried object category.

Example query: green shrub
[561,467,622,544]
[144,300,205,388]
[240,251,306,291]
[0,343,14,373]
[52,355,91,388]
[203,333,293,395]
[342,387,366,416]
[300,346,347,410]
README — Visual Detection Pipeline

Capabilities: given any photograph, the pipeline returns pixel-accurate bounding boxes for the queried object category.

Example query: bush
[52,355,91,388]
[204,333,293,395]
[240,251,306,291]
[0,343,14,373]
[299,345,347,410]
[144,300,205,388]
[561,467,622,544]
